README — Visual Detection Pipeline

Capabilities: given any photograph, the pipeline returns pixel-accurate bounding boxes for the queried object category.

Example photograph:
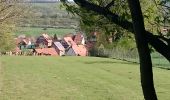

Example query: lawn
[0,56,170,100]
[15,27,75,37]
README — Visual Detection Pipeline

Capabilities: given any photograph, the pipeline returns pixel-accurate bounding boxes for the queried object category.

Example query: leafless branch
[0,5,13,13]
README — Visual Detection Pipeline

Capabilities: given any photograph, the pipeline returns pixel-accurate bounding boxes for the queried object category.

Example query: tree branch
[105,0,115,9]
[0,10,13,22]
[0,5,13,13]
[73,0,170,61]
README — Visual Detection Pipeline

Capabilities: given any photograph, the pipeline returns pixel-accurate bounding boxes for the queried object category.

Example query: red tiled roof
[74,33,84,44]
[15,37,32,45]
[72,45,88,56]
[42,33,51,40]
[41,34,53,46]
[64,37,76,46]
[15,38,21,45]
[35,48,58,56]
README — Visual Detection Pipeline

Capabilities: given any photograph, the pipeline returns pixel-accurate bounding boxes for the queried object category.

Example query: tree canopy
[0,0,24,52]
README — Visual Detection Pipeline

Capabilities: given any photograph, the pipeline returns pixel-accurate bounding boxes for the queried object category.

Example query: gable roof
[53,42,65,51]
[74,33,84,44]
[35,48,58,56]
[72,45,88,56]
[37,34,52,46]
[42,33,51,40]
[64,37,76,46]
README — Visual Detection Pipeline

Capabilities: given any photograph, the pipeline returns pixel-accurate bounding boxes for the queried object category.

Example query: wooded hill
[18,2,78,29]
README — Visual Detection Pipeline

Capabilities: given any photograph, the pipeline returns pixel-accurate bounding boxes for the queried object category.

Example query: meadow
[15,27,75,37]
[0,56,170,100]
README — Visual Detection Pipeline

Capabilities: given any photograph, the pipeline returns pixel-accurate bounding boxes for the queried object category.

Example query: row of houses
[13,32,96,56]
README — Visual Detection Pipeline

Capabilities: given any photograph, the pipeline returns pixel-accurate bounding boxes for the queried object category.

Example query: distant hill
[18,2,79,29]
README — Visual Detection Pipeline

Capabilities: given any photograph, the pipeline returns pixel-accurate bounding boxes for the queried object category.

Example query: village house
[61,37,76,49]
[10,32,90,56]
[16,37,35,50]
[52,42,65,56]
[73,33,85,45]
[36,33,53,48]
[66,45,88,56]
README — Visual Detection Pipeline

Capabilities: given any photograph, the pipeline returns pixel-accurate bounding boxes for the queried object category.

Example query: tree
[0,0,24,52]
[128,0,157,99]
[61,0,170,99]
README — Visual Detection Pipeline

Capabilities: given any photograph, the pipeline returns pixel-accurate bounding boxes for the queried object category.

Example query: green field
[15,27,75,37]
[0,56,170,100]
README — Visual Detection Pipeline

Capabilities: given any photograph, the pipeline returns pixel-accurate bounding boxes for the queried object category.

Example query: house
[73,33,85,45]
[33,48,58,56]
[18,38,29,49]
[36,33,53,48]
[66,45,88,56]
[52,42,65,56]
[16,37,35,50]
[61,37,76,49]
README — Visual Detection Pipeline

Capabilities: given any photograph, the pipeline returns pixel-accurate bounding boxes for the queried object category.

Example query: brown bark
[128,0,157,99]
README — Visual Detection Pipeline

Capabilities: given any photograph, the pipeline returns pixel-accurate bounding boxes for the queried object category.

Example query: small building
[36,33,52,48]
[73,33,85,45]
[66,45,88,56]
[15,37,35,50]
[52,42,65,56]
[61,37,76,49]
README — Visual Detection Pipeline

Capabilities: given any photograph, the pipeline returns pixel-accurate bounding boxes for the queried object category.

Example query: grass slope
[15,27,75,37]
[0,56,170,100]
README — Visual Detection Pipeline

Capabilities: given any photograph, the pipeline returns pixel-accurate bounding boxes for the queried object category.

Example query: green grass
[151,52,170,68]
[15,27,75,37]
[0,56,170,100]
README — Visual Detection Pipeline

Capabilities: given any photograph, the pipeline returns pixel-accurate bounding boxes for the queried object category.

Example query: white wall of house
[59,50,65,56]
[81,37,85,45]
[66,48,76,56]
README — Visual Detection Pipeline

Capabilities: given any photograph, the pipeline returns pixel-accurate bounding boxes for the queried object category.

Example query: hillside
[18,2,78,29]
[1,56,170,100]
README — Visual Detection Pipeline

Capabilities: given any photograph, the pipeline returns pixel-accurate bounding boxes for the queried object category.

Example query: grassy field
[0,56,170,100]
[15,27,75,37]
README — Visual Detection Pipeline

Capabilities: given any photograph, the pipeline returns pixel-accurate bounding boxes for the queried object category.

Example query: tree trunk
[127,0,157,100]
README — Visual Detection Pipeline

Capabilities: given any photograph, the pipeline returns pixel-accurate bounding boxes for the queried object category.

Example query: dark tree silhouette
[127,0,157,99]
